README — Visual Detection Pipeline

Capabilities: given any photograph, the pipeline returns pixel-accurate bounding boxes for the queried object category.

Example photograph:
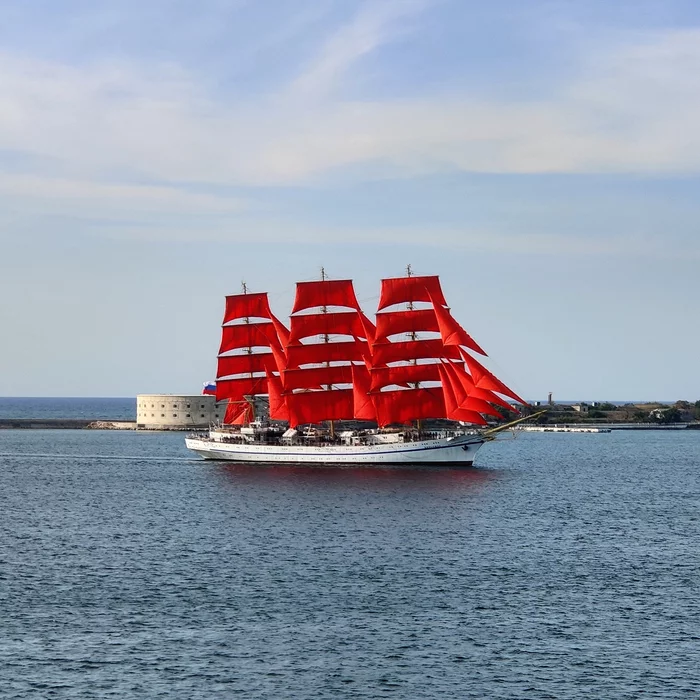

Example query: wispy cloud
[289,0,430,98]
[2,20,700,192]
[1,1,700,250]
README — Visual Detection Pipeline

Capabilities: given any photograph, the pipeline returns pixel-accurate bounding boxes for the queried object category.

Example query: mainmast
[284,275,369,428]
[405,264,421,431]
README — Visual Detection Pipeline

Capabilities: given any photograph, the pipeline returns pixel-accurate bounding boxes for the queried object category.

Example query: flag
[202,381,216,395]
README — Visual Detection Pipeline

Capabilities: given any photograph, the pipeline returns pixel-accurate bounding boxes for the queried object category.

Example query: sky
[1,0,699,401]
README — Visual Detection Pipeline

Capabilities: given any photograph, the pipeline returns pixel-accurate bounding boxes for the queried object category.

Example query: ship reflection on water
[210,460,501,493]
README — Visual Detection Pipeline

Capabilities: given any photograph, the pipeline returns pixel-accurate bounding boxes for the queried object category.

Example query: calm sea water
[1,428,699,699]
[0,397,134,421]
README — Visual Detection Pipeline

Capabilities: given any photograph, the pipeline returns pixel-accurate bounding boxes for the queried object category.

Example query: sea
[1,399,699,699]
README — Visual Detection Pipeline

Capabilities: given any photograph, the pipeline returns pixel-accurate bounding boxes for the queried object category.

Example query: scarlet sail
[286,389,355,427]
[218,322,283,354]
[216,376,267,402]
[430,296,487,356]
[371,339,461,365]
[373,388,446,427]
[223,292,273,324]
[369,362,444,392]
[286,341,367,366]
[282,365,353,392]
[374,308,439,342]
[292,279,360,313]
[188,271,529,467]
[209,272,526,426]
[289,312,370,344]
[281,277,371,426]
[378,275,447,310]
[215,289,290,412]
[217,352,273,378]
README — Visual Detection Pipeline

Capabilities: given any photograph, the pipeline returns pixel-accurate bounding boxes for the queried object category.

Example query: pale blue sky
[1,0,699,400]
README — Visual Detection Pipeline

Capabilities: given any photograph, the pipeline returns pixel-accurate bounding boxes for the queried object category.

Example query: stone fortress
[136,394,225,430]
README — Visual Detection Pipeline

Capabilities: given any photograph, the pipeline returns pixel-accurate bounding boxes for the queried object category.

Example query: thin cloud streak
[94,220,698,261]
[1,23,700,190]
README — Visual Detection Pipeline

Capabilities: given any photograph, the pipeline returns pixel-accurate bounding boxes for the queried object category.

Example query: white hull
[185,433,485,466]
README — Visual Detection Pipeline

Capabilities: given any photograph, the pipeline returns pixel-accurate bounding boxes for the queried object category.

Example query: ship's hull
[185,434,485,466]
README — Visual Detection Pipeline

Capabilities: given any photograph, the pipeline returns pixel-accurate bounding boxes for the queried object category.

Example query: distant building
[136,394,225,430]
[572,404,589,413]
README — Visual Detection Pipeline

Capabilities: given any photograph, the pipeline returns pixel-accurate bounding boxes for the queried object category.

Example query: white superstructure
[185,424,486,465]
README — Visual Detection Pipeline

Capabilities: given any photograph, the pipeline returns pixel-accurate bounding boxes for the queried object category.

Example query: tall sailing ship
[185,268,529,466]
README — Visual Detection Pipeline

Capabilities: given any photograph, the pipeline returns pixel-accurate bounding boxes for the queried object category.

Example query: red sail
[430,297,487,356]
[270,313,290,347]
[282,365,353,392]
[443,359,518,413]
[265,369,290,421]
[292,280,360,313]
[219,322,282,354]
[215,376,267,402]
[286,341,367,366]
[460,349,527,405]
[437,364,488,425]
[378,275,447,310]
[289,312,370,344]
[286,389,355,427]
[374,308,439,342]
[223,292,272,324]
[358,313,376,345]
[369,362,443,391]
[352,364,376,421]
[373,388,446,427]
[224,400,253,425]
[371,339,460,365]
[216,352,273,378]
[269,344,290,373]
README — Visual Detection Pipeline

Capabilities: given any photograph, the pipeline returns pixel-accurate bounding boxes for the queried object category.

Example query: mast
[405,264,422,432]
[320,267,335,439]
[215,286,289,421]
[283,275,370,428]
[241,281,254,423]
[369,270,520,428]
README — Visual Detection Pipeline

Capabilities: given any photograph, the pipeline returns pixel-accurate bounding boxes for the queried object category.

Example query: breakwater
[0,419,136,430]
